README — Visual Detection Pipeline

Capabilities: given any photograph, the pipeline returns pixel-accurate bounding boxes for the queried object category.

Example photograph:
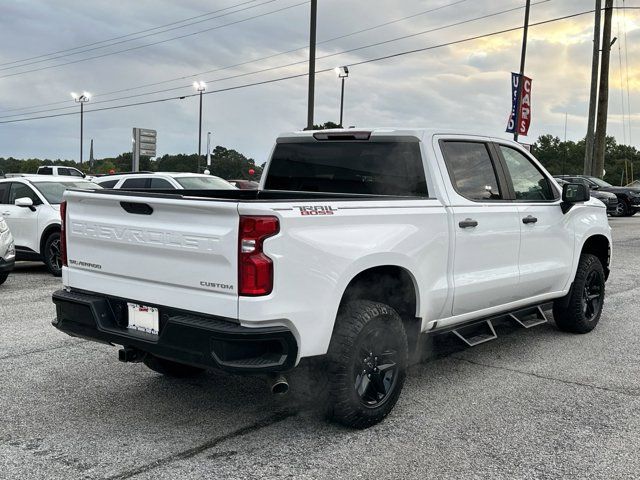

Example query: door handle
[1,212,9,216]
[522,215,538,224]
[458,218,478,229]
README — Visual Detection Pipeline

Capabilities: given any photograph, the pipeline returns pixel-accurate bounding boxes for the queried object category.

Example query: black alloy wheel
[354,330,401,408]
[582,269,604,322]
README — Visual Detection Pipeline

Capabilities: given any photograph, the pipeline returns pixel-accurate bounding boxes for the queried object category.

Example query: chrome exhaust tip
[269,374,289,395]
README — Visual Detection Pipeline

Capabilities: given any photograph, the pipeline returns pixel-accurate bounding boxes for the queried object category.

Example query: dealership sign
[506,73,532,136]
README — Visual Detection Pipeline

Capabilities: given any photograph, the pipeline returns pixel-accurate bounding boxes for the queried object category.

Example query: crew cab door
[438,140,521,316]
[495,144,574,296]
[0,182,41,252]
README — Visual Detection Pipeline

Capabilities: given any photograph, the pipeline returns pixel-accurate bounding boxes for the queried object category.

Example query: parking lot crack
[105,409,297,480]
[452,356,639,397]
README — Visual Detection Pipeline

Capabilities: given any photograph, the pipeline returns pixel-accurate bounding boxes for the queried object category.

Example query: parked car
[556,174,640,217]
[554,177,617,214]
[37,166,86,178]
[94,172,236,190]
[0,216,15,285]
[228,179,259,189]
[53,128,610,429]
[0,176,101,276]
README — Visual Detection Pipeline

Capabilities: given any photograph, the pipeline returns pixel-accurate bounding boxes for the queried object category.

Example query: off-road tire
[43,232,62,277]
[326,300,408,429]
[143,355,206,378]
[553,254,605,334]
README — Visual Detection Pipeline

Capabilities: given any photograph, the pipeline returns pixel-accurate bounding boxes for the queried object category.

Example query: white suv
[0,176,100,276]
[94,172,236,190]
[0,216,15,285]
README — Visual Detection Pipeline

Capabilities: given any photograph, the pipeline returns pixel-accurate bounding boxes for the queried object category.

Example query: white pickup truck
[53,128,611,428]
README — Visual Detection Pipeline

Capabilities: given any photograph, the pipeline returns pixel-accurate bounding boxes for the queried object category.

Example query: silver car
[0,216,15,285]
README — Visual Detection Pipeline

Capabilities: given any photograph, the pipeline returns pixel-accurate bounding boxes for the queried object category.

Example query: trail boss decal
[296,205,336,216]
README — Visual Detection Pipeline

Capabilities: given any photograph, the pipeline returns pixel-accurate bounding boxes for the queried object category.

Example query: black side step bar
[430,302,553,348]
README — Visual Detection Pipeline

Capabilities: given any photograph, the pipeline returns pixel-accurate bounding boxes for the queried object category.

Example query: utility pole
[513,0,531,142]
[593,0,614,178]
[305,0,317,130]
[584,0,602,175]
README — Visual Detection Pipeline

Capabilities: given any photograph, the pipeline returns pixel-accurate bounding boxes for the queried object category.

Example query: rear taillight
[60,201,67,267]
[238,215,279,296]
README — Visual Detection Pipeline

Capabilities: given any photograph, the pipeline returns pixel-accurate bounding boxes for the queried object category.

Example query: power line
[0,8,598,126]
[0,0,264,68]
[0,0,471,114]
[0,0,547,119]
[0,0,308,80]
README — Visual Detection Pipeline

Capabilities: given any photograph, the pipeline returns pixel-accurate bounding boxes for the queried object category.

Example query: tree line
[1,133,639,186]
[0,145,263,181]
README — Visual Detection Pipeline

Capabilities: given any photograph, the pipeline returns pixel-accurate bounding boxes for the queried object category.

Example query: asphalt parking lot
[1,218,639,480]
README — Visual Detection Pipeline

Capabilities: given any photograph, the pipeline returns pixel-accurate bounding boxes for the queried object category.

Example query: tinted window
[0,183,10,203]
[38,167,53,175]
[442,141,502,201]
[57,168,70,176]
[33,181,101,204]
[121,178,150,189]
[149,178,175,189]
[265,141,428,196]
[500,146,555,201]
[8,183,42,204]
[98,179,118,188]
[68,168,84,177]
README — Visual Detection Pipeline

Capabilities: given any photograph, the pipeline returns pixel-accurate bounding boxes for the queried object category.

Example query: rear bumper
[52,289,298,374]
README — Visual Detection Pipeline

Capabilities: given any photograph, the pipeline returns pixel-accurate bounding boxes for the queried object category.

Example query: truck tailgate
[63,190,239,319]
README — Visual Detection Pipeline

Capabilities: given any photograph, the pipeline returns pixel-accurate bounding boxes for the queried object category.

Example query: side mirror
[15,197,34,208]
[561,183,590,214]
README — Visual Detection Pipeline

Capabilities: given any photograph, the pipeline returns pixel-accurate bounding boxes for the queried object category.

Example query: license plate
[127,303,159,335]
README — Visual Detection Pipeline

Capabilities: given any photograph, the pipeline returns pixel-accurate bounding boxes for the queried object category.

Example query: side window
[499,146,556,201]
[39,167,53,175]
[57,168,70,176]
[98,179,118,189]
[69,168,84,177]
[121,177,150,189]
[8,183,41,205]
[441,141,502,201]
[149,178,174,189]
[0,183,10,204]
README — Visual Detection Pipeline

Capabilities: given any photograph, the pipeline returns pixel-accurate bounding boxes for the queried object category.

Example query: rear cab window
[264,140,428,196]
[440,141,503,201]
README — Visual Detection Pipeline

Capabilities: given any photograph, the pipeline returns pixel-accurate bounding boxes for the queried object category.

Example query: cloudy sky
[0,0,637,163]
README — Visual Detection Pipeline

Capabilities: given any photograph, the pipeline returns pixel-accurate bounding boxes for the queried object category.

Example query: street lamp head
[335,66,349,78]
[193,80,207,92]
[71,91,90,102]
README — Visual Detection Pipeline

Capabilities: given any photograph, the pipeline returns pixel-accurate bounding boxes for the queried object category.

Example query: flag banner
[506,73,532,136]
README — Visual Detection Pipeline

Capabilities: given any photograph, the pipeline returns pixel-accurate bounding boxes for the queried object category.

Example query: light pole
[193,81,206,172]
[71,91,90,164]
[335,66,349,127]
[206,131,212,172]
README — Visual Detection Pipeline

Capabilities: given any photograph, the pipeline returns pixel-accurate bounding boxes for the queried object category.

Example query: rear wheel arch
[39,223,61,256]
[580,234,610,279]
[337,265,420,355]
